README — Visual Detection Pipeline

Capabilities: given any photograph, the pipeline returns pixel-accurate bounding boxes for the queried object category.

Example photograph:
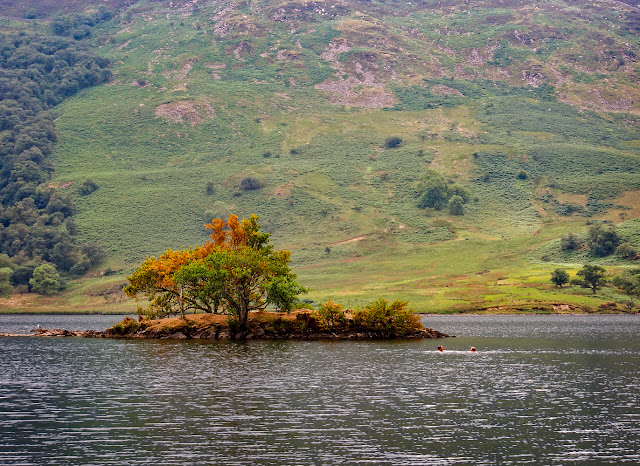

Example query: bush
[81,242,106,265]
[239,177,263,191]
[612,271,640,296]
[517,169,529,180]
[448,195,464,215]
[69,260,90,277]
[315,300,347,329]
[384,136,403,148]
[417,171,449,210]
[77,178,99,196]
[560,233,582,251]
[110,317,144,335]
[587,224,620,257]
[206,181,215,195]
[616,243,637,259]
[352,298,423,336]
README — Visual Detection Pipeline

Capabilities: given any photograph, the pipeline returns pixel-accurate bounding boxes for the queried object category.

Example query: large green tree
[587,224,620,257]
[574,264,607,294]
[551,268,570,288]
[417,169,469,212]
[29,263,61,295]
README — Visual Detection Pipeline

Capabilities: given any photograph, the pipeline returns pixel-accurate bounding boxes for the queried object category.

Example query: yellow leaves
[204,214,257,250]
[205,217,227,246]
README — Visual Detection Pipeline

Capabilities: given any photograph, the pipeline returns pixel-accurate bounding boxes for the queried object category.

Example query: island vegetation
[122,214,444,339]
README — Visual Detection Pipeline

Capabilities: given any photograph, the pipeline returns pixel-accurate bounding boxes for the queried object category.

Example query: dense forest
[0,32,111,292]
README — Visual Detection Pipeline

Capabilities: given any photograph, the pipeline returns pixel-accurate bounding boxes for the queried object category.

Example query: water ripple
[0,316,639,464]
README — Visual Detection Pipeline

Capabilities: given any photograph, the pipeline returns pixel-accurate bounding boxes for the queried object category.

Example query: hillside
[2,0,640,313]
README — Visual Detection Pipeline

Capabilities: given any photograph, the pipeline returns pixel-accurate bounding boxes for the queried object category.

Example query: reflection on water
[0,315,639,464]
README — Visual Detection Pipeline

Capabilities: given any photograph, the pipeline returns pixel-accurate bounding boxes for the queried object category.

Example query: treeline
[0,32,111,295]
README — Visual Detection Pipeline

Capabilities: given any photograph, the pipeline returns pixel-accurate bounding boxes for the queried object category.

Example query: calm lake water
[0,314,638,464]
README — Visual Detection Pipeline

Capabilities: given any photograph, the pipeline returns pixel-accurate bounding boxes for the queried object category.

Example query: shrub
[206,181,215,195]
[315,300,347,329]
[78,178,99,196]
[69,260,90,277]
[239,177,263,191]
[517,170,529,180]
[560,233,582,251]
[352,298,423,336]
[448,195,464,215]
[81,242,106,265]
[612,271,640,296]
[587,224,620,257]
[417,171,449,210]
[384,136,403,148]
[620,299,637,312]
[616,243,637,259]
[110,317,144,335]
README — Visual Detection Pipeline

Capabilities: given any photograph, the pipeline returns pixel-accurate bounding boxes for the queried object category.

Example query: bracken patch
[154,100,215,125]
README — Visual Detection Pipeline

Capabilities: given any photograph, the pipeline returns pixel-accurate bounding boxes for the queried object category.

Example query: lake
[0,314,638,464]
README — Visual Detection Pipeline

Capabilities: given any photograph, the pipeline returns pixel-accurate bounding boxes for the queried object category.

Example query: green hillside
[2,0,640,313]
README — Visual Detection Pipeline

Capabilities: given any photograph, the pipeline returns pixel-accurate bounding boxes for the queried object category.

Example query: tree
[12,265,35,291]
[587,224,620,257]
[616,243,637,260]
[124,215,307,330]
[29,263,61,295]
[0,267,13,297]
[574,264,607,294]
[81,242,106,265]
[448,195,464,215]
[612,270,640,296]
[417,171,449,210]
[560,233,582,251]
[551,268,570,287]
[417,169,470,212]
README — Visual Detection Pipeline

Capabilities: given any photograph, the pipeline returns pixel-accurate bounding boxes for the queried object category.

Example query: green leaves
[125,215,306,328]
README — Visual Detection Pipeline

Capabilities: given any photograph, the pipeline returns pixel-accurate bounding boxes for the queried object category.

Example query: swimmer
[437,345,443,352]
[470,347,476,352]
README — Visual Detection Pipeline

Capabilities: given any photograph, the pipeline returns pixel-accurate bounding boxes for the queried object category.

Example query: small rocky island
[103,310,449,340]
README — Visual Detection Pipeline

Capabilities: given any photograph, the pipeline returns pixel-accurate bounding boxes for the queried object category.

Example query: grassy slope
[2,0,640,313]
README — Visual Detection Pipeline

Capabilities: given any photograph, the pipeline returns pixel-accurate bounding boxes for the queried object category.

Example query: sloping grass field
[2,0,640,313]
